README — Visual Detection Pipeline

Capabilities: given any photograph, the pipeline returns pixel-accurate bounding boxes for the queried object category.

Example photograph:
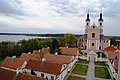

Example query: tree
[108,36,117,46]
[50,38,59,54]
[64,34,77,47]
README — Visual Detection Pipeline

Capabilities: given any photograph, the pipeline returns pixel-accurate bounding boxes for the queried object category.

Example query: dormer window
[93,26,95,28]
[100,23,102,25]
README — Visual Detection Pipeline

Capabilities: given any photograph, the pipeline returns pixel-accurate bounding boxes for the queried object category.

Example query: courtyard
[66,58,111,80]
[95,67,111,79]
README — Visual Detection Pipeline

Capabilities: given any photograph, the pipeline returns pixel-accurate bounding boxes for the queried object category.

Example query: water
[0,35,49,42]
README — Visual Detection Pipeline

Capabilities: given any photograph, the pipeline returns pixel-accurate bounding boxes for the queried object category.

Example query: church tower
[85,11,90,28]
[98,10,103,34]
[79,10,110,51]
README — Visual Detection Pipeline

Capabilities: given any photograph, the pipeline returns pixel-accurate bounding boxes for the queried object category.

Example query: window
[41,73,44,77]
[51,76,54,80]
[87,23,88,25]
[92,33,95,38]
[46,77,48,80]
[104,40,105,43]
[31,70,36,75]
[92,43,94,46]
[85,46,87,49]
[115,56,118,59]
[100,40,101,43]
[93,26,95,28]
[100,23,102,25]
[106,41,108,43]
[99,47,101,50]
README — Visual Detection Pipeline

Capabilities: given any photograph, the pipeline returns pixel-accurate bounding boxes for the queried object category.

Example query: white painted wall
[107,59,117,79]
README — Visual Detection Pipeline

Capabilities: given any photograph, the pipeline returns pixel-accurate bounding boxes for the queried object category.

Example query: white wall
[107,59,117,79]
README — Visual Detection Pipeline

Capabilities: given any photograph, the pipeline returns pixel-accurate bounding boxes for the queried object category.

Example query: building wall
[25,65,68,80]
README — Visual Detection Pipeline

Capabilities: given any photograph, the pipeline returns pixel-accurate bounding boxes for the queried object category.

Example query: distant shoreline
[0,33,120,40]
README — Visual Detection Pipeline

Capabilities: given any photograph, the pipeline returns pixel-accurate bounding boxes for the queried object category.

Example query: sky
[0,0,120,36]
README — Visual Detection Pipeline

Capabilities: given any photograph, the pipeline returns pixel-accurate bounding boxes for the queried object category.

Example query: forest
[0,34,77,59]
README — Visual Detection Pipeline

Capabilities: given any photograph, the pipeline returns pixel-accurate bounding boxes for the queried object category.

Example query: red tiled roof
[60,47,79,56]
[16,73,46,80]
[41,48,50,54]
[32,49,48,55]
[105,46,117,52]
[25,59,62,75]
[1,57,25,69]
[107,51,119,60]
[44,54,72,64]
[20,53,37,62]
[0,68,46,80]
[0,68,16,80]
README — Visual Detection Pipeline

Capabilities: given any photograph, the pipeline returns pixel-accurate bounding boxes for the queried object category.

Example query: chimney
[28,52,31,55]
[16,68,20,75]
[38,49,41,52]
[47,47,49,49]
[12,56,16,59]
[55,52,58,56]
[42,58,46,62]
[67,46,68,48]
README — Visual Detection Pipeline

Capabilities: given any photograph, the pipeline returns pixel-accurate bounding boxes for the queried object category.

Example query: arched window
[92,33,95,38]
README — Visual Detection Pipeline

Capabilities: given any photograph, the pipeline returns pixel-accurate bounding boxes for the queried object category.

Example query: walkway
[86,55,95,80]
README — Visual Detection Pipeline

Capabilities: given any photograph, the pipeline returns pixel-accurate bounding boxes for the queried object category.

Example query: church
[78,11,110,51]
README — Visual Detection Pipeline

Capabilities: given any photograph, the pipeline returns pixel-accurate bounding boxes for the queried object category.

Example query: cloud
[0,0,25,16]
[0,0,120,36]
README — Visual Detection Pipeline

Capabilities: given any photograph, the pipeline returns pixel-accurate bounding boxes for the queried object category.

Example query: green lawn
[72,64,88,75]
[77,59,89,64]
[95,67,111,79]
[67,76,85,80]
[95,62,107,66]
[0,58,4,64]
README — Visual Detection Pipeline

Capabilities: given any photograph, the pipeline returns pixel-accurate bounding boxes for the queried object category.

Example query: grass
[77,59,89,64]
[95,67,111,79]
[72,64,88,75]
[67,76,85,80]
[0,58,4,64]
[95,62,107,66]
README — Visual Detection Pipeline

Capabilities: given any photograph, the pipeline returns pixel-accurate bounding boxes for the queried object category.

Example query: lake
[0,35,49,42]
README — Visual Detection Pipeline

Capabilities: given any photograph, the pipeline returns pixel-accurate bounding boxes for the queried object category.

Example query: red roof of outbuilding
[60,47,79,56]
[105,46,117,52]
[1,57,25,69]
[16,73,46,80]
[107,51,119,60]
[20,53,37,62]
[0,68,16,80]
[44,54,72,64]
[0,68,46,80]
[25,59,63,75]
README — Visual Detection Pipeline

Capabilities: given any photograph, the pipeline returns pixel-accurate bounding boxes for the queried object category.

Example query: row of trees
[0,34,77,58]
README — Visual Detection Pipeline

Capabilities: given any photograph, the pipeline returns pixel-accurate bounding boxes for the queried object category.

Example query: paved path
[86,55,95,80]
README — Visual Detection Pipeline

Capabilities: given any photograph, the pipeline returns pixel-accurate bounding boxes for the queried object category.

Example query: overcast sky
[0,0,120,36]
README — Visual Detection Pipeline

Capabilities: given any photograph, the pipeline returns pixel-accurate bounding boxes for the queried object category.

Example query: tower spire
[86,10,90,21]
[98,9,103,21]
